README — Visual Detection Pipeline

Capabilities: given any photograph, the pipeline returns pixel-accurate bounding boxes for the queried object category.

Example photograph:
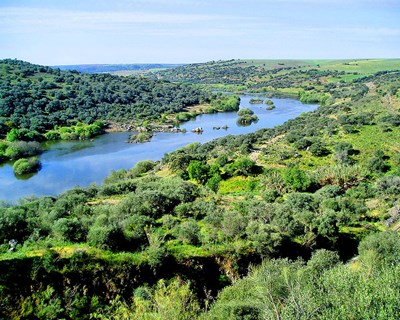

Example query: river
[0,95,318,202]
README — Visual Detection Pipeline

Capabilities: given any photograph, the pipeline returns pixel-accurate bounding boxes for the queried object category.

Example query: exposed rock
[191,127,204,133]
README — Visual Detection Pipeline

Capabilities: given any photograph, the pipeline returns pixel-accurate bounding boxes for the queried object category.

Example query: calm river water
[0,95,318,202]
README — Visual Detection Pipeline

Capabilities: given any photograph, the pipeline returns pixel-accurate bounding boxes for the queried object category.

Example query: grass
[0,242,145,265]
[342,125,400,162]
[239,59,400,75]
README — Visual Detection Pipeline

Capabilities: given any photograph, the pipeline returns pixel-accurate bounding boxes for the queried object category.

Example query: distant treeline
[53,63,183,74]
[0,59,207,137]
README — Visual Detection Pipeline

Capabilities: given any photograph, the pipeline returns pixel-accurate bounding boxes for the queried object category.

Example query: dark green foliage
[0,59,208,136]
[1,60,400,319]
[0,207,29,243]
[210,93,240,111]
[122,214,153,249]
[209,232,400,320]
[309,140,330,157]
[246,221,283,255]
[306,249,340,276]
[249,98,263,104]
[128,160,156,178]
[87,223,125,251]
[206,174,222,192]
[98,179,137,196]
[376,175,400,196]
[237,108,254,116]
[225,157,257,176]
[293,137,312,150]
[367,149,389,173]
[237,108,258,126]
[315,184,344,199]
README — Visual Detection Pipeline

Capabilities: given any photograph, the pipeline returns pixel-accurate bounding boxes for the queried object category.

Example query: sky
[0,0,399,65]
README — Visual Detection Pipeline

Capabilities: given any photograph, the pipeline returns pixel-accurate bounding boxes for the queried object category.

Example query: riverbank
[0,94,318,202]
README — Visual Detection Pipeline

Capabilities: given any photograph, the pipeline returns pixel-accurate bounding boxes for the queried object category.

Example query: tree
[283,166,312,191]
[187,160,209,184]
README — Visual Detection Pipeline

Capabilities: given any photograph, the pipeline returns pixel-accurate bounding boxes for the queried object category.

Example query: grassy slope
[3,60,399,260]
[1,59,399,318]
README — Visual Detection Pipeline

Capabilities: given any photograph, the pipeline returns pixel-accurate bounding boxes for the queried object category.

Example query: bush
[122,214,153,247]
[174,219,201,245]
[358,231,400,266]
[366,149,389,173]
[283,166,312,191]
[13,157,41,175]
[129,160,156,178]
[52,218,86,242]
[87,224,126,251]
[376,175,400,195]
[0,207,29,242]
[225,157,257,177]
[187,160,209,184]
[237,115,258,126]
[4,141,42,159]
[307,249,340,276]
[206,174,222,192]
[309,140,330,157]
[293,138,312,150]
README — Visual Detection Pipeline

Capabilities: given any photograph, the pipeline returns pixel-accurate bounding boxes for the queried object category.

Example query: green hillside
[0,59,207,138]
[1,59,400,319]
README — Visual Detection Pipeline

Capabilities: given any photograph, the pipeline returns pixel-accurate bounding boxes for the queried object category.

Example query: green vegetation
[0,60,207,138]
[0,60,243,165]
[208,233,400,319]
[12,157,41,175]
[44,121,105,141]
[1,59,400,318]
[237,108,259,126]
[249,98,263,104]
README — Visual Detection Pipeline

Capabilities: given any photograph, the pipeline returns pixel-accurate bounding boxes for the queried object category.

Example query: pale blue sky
[0,0,399,65]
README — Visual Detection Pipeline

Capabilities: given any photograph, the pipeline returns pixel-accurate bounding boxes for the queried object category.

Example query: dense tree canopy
[0,59,209,136]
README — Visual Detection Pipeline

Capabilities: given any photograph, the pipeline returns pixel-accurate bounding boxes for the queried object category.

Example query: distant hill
[157,58,400,90]
[52,63,184,75]
[0,59,205,135]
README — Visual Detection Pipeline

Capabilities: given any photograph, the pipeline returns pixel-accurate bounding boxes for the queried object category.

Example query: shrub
[309,140,330,157]
[358,231,400,266]
[122,214,153,248]
[366,149,389,173]
[187,160,209,184]
[174,219,201,245]
[5,141,42,159]
[206,174,222,192]
[128,160,156,178]
[376,175,400,196]
[87,224,126,251]
[0,207,29,242]
[225,157,257,177]
[283,166,312,191]
[307,249,340,275]
[237,115,258,126]
[13,157,41,175]
[52,218,86,242]
[293,138,312,150]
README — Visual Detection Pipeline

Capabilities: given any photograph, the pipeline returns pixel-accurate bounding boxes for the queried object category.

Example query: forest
[0,60,241,171]
[0,59,208,137]
[0,59,400,319]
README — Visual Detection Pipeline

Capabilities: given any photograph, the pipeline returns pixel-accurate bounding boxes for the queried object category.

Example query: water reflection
[0,94,318,202]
